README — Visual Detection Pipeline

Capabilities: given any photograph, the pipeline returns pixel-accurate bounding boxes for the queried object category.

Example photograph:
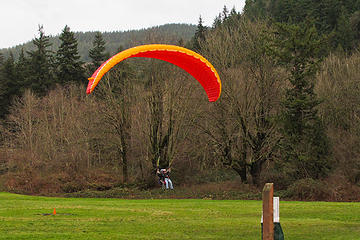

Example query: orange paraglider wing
[87,44,221,102]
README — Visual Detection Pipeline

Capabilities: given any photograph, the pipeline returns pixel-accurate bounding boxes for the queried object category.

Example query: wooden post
[262,183,274,240]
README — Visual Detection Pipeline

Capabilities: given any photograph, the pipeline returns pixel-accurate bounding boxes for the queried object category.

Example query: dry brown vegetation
[1,17,360,201]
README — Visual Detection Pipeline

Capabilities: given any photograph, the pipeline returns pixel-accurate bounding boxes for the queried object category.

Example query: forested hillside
[244,0,360,51]
[1,2,360,201]
[0,24,196,61]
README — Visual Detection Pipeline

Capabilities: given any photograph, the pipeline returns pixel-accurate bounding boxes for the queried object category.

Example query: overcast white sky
[0,0,246,49]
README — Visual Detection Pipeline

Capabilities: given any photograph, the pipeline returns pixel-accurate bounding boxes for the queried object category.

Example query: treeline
[0,24,196,62]
[244,0,360,52]
[0,25,88,118]
[0,2,360,200]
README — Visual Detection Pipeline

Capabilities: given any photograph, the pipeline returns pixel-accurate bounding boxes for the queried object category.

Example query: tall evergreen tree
[222,5,229,20]
[212,13,223,29]
[334,8,355,52]
[0,53,19,117]
[15,48,29,94]
[27,25,54,96]
[89,32,107,72]
[269,21,331,180]
[56,25,85,85]
[192,16,207,51]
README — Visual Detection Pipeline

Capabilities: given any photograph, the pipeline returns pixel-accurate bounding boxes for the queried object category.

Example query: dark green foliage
[244,0,360,52]
[56,25,85,85]
[0,50,28,117]
[212,14,223,29]
[191,16,207,51]
[0,54,17,117]
[26,25,55,96]
[244,0,270,19]
[269,22,331,180]
[211,6,241,29]
[89,32,107,72]
[334,8,355,52]
[16,49,29,89]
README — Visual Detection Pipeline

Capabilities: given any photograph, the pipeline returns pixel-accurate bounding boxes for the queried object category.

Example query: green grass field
[0,192,359,239]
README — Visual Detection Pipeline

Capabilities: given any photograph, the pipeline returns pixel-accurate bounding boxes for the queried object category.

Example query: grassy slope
[0,192,359,239]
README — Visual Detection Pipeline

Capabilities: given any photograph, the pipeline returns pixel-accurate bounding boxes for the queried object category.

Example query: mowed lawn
[0,192,359,239]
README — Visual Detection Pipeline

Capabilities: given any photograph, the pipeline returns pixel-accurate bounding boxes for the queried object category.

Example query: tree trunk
[122,153,128,184]
[232,165,247,183]
[249,161,262,187]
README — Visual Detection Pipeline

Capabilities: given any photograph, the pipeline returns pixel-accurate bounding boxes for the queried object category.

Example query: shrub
[286,178,332,200]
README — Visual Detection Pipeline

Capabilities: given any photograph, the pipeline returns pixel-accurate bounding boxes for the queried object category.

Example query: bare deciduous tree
[94,62,134,183]
[316,52,360,184]
[2,85,104,193]
[143,61,196,174]
[200,17,283,185]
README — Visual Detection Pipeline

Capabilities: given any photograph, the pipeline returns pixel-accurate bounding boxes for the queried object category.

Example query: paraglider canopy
[87,44,221,102]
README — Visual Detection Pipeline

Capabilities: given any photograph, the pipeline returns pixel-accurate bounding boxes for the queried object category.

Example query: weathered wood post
[262,183,274,240]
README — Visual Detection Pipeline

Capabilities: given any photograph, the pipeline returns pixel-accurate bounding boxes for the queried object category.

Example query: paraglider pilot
[157,168,173,190]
